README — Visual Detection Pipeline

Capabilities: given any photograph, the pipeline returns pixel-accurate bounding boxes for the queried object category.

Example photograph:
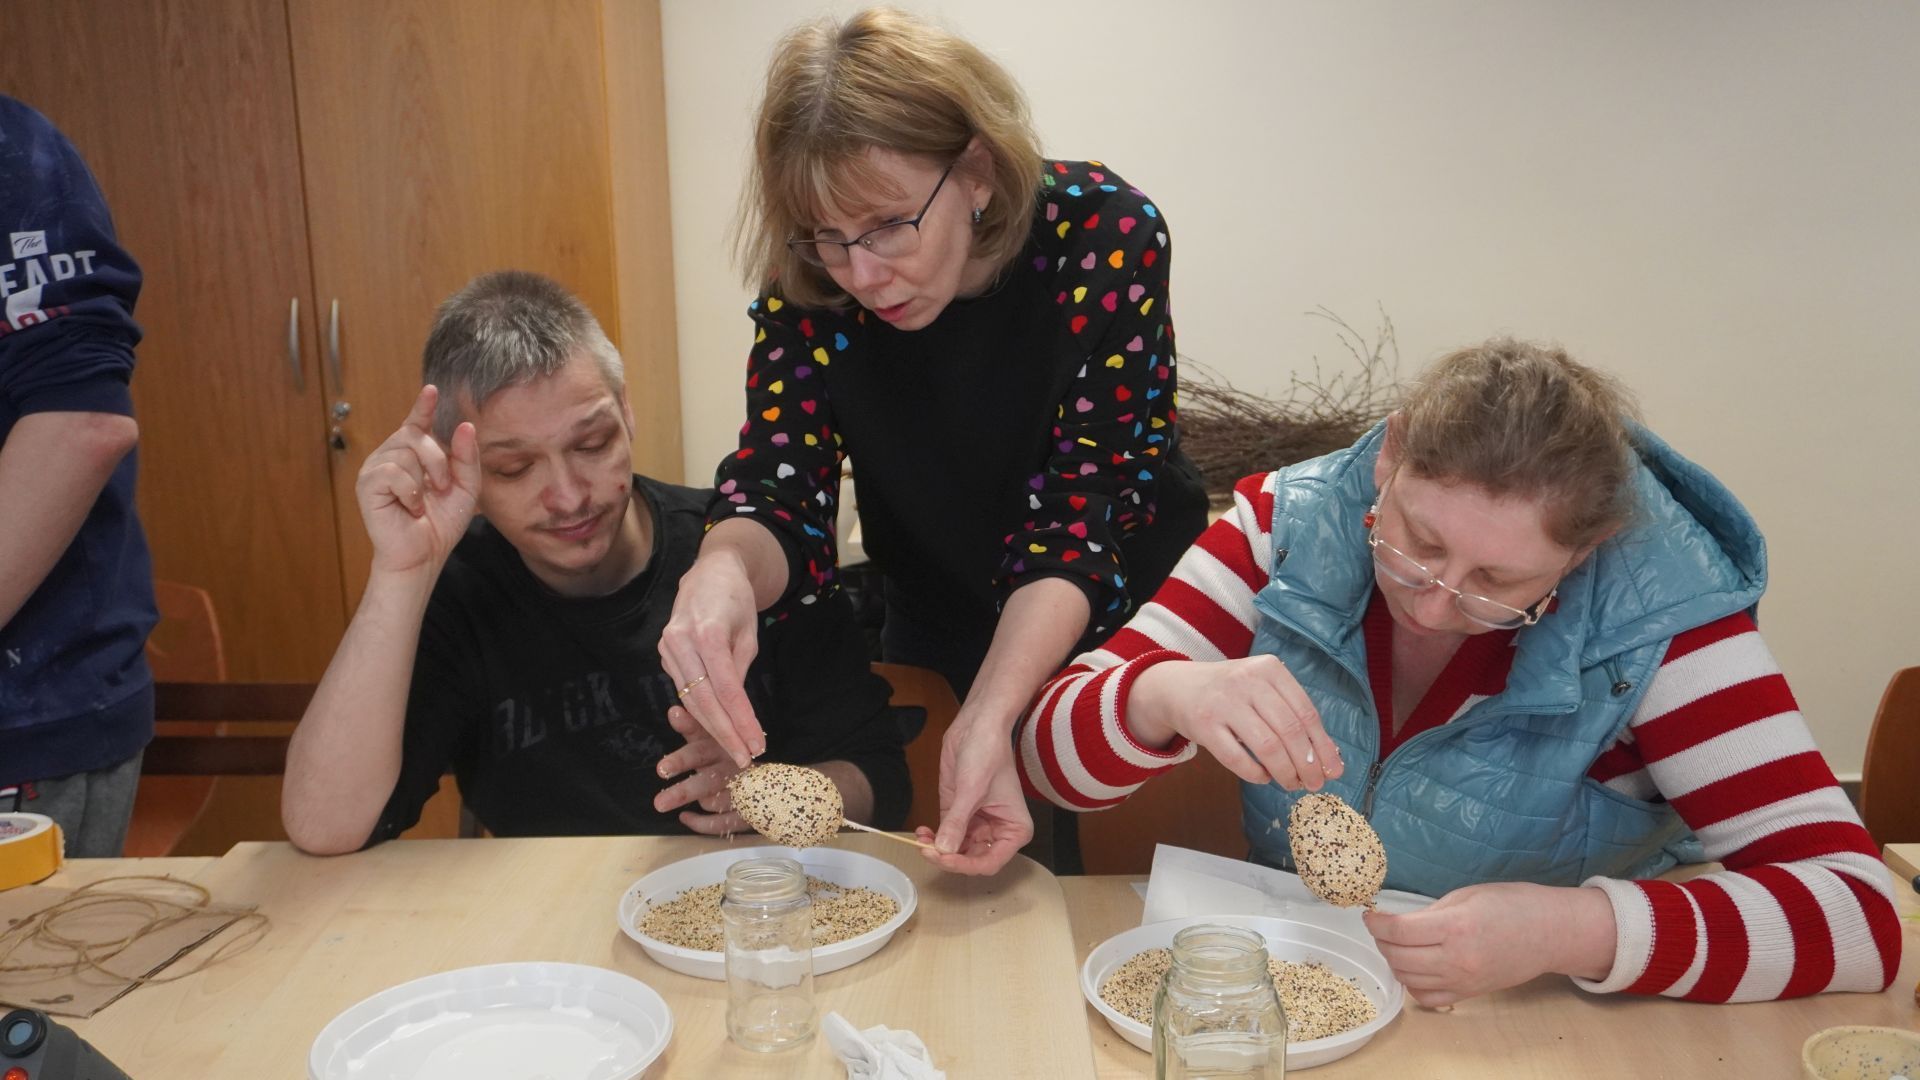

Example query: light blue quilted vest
[1241,422,1766,897]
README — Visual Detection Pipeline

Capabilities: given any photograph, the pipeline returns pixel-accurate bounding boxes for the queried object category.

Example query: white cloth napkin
[822,1010,946,1080]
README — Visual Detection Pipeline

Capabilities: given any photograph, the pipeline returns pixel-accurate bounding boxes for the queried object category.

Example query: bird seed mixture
[1097,947,1378,1043]
[637,875,899,951]
[729,763,844,847]
[1287,792,1388,908]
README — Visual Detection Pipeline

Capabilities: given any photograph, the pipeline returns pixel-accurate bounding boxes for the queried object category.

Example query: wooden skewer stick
[840,818,937,851]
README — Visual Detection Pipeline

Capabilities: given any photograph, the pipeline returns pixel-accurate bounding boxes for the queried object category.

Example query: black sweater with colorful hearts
[710,160,1209,660]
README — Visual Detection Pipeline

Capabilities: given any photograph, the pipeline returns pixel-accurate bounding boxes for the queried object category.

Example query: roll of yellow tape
[0,812,64,890]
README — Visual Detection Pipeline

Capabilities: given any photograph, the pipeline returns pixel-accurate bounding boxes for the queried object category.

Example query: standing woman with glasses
[1018,339,1901,1005]
[660,8,1208,875]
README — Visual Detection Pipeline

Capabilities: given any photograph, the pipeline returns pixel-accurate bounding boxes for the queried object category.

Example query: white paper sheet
[1137,844,1433,940]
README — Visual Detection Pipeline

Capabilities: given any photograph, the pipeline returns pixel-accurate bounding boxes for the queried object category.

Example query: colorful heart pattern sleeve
[708,295,851,605]
[1001,160,1179,637]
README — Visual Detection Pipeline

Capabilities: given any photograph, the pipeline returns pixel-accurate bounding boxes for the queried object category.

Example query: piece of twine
[0,875,269,991]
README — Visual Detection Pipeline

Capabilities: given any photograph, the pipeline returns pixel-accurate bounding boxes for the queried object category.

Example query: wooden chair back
[125,581,228,856]
[145,580,227,682]
[131,681,312,856]
[141,682,316,775]
[140,681,466,850]
[872,662,962,834]
[1859,666,1920,845]
[1075,749,1249,876]
[131,575,471,851]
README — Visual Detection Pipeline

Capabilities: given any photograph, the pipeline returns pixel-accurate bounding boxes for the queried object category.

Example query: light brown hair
[736,7,1043,308]
[1393,338,1641,550]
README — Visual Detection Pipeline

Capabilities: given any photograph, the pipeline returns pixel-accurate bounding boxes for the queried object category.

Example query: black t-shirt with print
[367,474,909,843]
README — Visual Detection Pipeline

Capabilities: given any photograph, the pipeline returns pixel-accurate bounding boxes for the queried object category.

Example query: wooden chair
[871,662,961,834]
[1074,748,1249,876]
[1859,666,1920,846]
[124,581,228,856]
[129,577,472,854]
[137,682,313,854]
[141,679,471,851]
[141,682,316,776]
[145,580,227,682]
[128,586,468,851]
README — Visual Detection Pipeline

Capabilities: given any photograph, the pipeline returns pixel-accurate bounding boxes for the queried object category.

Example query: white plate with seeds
[1081,915,1403,1070]
[618,845,917,981]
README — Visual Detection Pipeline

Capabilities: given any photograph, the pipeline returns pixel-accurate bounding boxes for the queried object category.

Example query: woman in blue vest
[1017,339,1899,1004]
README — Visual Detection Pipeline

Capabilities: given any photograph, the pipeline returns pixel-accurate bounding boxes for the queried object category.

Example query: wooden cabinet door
[0,0,350,681]
[286,0,627,608]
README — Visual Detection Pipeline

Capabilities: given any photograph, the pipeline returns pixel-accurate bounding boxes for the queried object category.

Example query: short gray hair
[421,270,624,442]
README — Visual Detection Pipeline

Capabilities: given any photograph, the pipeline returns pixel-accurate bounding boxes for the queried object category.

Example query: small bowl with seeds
[618,845,916,980]
[1801,1025,1920,1080]
[1081,914,1403,1070]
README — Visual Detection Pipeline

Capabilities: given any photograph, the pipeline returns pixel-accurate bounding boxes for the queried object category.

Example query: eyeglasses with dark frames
[786,161,958,269]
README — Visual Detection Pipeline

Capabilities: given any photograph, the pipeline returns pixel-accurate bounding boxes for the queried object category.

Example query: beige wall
[661,1,1920,775]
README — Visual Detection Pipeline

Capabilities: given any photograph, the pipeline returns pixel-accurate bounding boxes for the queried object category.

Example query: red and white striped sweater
[1016,471,1900,1001]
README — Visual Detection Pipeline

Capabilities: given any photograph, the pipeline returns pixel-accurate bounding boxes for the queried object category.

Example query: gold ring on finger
[677,673,708,698]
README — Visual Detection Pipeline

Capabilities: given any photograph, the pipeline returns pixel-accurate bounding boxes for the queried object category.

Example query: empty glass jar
[723,856,817,1051]
[1153,923,1288,1079]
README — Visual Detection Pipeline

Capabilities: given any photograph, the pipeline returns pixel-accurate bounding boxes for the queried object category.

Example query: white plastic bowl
[1081,915,1404,1070]
[617,845,917,981]
[308,961,672,1080]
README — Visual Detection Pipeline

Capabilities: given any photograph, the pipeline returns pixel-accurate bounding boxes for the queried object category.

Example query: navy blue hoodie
[0,95,156,784]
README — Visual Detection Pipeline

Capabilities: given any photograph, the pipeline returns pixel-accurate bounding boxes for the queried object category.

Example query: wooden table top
[1063,853,1920,1079]
[44,842,1920,1078]
[54,835,1096,1078]
[1889,843,1919,886]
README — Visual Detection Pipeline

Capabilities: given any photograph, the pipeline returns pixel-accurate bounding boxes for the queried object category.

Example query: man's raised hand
[355,385,481,576]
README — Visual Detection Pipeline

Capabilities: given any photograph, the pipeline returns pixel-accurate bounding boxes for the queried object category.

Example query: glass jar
[722,856,817,1052]
[1153,923,1287,1080]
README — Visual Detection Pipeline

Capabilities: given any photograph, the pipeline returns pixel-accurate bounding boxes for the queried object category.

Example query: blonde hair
[736,7,1043,308]
[1394,338,1641,550]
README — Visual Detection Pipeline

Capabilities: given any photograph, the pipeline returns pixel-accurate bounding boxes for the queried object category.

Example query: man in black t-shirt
[281,271,907,853]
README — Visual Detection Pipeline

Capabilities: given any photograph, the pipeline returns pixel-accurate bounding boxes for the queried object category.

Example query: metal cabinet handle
[287,297,302,389]
[327,299,343,388]
[327,299,352,453]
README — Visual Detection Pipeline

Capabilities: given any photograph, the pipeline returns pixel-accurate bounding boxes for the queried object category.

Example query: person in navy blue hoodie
[0,95,157,857]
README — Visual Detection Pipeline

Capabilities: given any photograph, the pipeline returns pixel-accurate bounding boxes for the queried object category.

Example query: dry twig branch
[1176,306,1402,501]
